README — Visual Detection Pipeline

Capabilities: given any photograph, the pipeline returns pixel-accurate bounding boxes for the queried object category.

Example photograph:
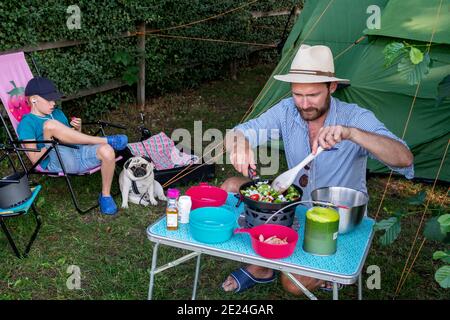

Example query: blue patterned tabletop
[148,193,375,279]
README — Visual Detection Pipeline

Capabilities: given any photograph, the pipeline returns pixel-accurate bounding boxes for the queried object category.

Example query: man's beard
[297,94,331,121]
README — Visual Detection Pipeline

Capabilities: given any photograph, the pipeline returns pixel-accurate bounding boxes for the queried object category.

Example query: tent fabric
[241,0,450,182]
[364,0,450,45]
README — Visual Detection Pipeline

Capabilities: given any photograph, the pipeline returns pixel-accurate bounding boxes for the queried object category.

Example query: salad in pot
[240,181,301,203]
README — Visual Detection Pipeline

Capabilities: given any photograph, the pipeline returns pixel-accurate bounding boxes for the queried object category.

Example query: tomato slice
[250,194,260,201]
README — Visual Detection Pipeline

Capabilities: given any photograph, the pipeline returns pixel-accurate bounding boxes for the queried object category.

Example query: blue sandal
[224,268,276,293]
[320,282,344,292]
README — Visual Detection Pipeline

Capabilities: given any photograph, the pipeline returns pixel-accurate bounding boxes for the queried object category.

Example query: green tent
[242,0,450,182]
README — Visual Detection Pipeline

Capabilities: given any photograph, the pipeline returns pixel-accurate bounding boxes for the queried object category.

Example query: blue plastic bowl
[189,207,236,244]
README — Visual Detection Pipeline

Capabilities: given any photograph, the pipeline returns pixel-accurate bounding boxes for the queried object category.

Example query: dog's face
[124,156,154,180]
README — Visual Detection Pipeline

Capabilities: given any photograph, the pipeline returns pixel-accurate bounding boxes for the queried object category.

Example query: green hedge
[0,0,300,119]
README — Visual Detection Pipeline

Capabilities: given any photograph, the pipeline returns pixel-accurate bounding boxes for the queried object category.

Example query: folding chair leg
[62,165,122,215]
[0,205,42,258]
[0,219,21,258]
[24,205,42,256]
[63,174,99,215]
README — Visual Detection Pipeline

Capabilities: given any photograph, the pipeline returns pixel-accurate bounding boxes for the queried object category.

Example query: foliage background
[0,0,301,119]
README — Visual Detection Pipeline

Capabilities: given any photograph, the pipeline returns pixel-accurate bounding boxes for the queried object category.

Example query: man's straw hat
[274,44,350,84]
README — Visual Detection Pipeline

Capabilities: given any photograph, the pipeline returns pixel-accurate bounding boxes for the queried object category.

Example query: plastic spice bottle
[178,195,192,224]
[166,188,180,230]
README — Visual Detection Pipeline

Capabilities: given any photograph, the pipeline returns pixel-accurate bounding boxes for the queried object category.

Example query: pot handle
[0,179,20,184]
[234,228,251,235]
[234,193,243,208]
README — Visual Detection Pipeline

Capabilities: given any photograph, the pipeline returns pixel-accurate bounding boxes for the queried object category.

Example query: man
[18,77,128,215]
[221,44,414,294]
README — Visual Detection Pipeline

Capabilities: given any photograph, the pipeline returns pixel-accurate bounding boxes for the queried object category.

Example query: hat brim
[274,74,350,84]
[39,92,63,101]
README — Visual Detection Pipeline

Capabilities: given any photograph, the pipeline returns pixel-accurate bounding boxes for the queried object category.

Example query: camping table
[146,193,375,300]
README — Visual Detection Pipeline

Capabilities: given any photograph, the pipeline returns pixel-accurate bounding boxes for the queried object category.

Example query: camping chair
[0,143,42,258]
[0,52,124,214]
[0,185,42,258]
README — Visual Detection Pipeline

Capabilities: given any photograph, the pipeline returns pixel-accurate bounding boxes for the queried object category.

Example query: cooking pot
[189,207,236,243]
[236,179,303,211]
[0,172,32,209]
[236,179,303,227]
[186,183,228,210]
[311,186,368,234]
[234,224,298,259]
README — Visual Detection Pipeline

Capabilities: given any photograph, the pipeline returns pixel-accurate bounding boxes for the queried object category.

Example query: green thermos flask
[303,207,340,256]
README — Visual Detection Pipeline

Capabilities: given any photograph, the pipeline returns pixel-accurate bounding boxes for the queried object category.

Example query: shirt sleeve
[350,108,414,179]
[54,108,70,127]
[233,100,285,148]
[17,117,36,141]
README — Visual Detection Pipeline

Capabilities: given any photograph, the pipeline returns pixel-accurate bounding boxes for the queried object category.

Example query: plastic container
[185,183,228,210]
[166,188,180,230]
[234,224,299,259]
[189,207,236,244]
[303,206,339,256]
[178,195,192,224]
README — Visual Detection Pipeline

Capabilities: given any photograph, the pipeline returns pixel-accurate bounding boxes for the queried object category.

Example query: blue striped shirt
[234,96,414,201]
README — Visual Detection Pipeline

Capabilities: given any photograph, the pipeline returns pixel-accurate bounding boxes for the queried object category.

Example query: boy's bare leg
[97,144,116,196]
[43,119,107,145]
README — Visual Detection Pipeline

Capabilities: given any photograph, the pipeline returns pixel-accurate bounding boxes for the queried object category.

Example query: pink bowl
[185,183,228,210]
[234,224,298,259]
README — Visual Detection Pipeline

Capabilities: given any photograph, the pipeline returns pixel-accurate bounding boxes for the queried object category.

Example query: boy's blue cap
[25,77,63,101]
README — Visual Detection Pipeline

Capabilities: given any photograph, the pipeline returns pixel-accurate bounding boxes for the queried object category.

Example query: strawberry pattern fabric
[7,80,30,122]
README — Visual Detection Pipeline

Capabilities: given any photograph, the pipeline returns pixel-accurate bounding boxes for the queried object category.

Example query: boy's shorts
[46,144,101,173]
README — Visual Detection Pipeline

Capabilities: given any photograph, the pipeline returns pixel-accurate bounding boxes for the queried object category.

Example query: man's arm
[313,125,413,167]
[225,99,285,176]
[348,127,413,167]
[224,129,255,176]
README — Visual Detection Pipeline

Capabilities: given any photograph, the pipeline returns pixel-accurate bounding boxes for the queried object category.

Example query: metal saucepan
[311,186,368,234]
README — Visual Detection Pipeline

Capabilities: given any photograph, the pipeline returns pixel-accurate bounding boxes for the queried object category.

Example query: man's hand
[312,125,413,167]
[225,130,256,177]
[230,141,256,177]
[70,117,82,132]
[312,125,352,154]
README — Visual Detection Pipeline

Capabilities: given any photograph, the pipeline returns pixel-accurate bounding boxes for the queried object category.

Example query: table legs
[358,273,363,300]
[333,282,339,300]
[148,244,203,300]
[148,242,160,300]
[283,272,318,300]
[191,254,202,300]
[147,243,363,301]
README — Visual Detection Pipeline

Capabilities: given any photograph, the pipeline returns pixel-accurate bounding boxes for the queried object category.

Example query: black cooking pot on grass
[0,172,32,209]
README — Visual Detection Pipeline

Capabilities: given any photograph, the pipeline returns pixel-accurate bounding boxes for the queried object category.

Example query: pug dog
[119,156,166,208]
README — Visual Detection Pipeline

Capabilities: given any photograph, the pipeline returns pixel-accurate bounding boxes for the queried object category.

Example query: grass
[0,63,449,300]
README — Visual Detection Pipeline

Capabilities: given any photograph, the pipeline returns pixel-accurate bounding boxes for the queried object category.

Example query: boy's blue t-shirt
[17,108,71,169]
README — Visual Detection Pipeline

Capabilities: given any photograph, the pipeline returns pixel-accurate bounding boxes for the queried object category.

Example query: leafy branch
[374,191,449,288]
[382,41,432,85]
[383,41,450,106]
